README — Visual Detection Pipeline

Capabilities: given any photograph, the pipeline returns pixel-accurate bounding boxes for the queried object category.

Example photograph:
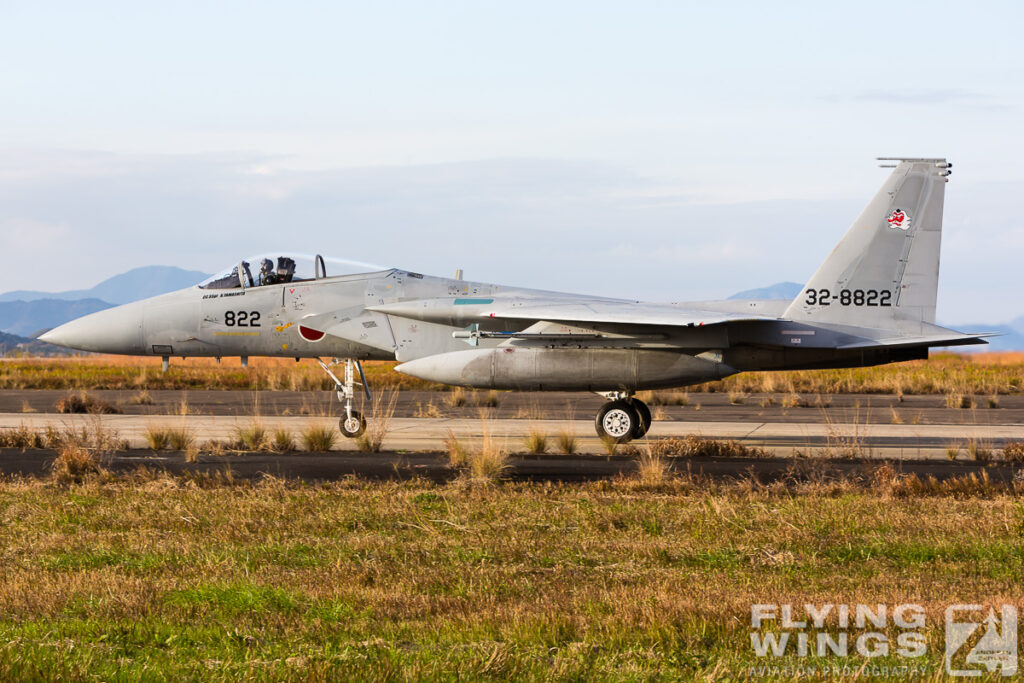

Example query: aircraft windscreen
[199,254,387,290]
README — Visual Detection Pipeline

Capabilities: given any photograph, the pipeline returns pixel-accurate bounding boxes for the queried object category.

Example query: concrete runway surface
[1,412,1021,459]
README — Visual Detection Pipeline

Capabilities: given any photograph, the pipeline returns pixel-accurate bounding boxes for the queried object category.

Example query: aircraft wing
[367,297,775,328]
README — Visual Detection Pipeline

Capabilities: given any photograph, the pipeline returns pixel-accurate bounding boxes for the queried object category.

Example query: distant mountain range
[0,266,209,305]
[953,317,1024,353]
[0,266,209,341]
[0,270,1020,352]
[0,298,115,337]
[727,282,803,300]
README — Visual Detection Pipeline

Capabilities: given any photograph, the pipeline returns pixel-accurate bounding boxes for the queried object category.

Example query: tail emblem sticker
[887,208,910,230]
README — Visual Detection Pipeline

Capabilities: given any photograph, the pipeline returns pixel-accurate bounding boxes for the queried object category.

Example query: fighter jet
[39,158,986,442]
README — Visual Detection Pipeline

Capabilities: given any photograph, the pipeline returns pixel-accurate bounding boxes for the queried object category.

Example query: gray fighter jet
[40,158,986,441]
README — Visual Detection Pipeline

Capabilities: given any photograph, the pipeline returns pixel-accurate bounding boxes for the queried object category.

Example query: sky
[0,1,1021,324]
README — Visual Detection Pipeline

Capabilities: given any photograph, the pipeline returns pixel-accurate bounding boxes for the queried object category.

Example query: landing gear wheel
[339,411,366,438]
[595,400,640,443]
[632,399,651,439]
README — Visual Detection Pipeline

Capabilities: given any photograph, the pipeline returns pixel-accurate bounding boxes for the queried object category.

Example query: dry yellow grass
[635,447,669,486]
[474,390,501,408]
[4,352,1022,395]
[0,356,445,391]
[445,386,468,407]
[355,391,399,453]
[0,424,46,449]
[234,420,268,451]
[1003,441,1024,463]
[413,400,443,418]
[646,435,770,458]
[443,429,468,467]
[55,390,120,414]
[166,425,195,451]
[270,428,296,453]
[466,447,510,482]
[300,423,336,452]
[49,441,105,483]
[465,428,510,482]
[522,426,548,454]
[144,425,170,450]
[555,428,578,455]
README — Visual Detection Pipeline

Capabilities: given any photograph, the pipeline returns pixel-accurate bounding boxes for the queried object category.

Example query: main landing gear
[317,358,370,438]
[594,393,651,443]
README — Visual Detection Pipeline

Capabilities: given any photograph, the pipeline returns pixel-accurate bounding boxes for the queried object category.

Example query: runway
[1,412,1021,459]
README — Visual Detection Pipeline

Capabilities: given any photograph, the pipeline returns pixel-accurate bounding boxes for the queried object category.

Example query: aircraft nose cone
[37,303,145,354]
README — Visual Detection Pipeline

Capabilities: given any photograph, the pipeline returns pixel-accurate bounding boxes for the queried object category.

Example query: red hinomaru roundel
[886,208,910,230]
[298,325,325,342]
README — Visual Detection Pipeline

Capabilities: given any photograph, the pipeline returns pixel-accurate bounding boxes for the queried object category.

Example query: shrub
[647,435,770,459]
[301,424,336,452]
[967,439,992,464]
[555,430,578,455]
[356,392,398,453]
[50,442,104,483]
[523,428,548,454]
[271,429,296,453]
[0,425,46,449]
[167,427,195,451]
[234,422,267,451]
[600,435,619,456]
[466,433,509,482]
[446,388,468,408]
[145,427,170,450]
[56,391,120,415]
[1003,441,1024,464]
[636,448,669,487]
[476,390,501,408]
[945,393,975,409]
[444,429,468,468]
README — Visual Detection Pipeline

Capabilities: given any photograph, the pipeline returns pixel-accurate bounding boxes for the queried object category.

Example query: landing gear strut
[594,393,651,443]
[317,358,370,438]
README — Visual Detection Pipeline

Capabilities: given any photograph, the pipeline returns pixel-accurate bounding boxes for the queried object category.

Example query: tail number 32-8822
[804,289,892,307]
[224,311,261,326]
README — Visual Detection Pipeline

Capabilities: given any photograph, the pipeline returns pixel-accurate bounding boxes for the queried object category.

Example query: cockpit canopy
[199,254,385,290]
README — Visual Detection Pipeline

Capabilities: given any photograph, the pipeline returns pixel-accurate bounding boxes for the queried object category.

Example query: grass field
[2,352,1023,395]
[0,472,1020,680]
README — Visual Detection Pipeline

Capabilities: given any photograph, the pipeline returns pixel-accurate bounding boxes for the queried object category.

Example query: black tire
[339,410,366,438]
[631,399,652,439]
[594,400,639,443]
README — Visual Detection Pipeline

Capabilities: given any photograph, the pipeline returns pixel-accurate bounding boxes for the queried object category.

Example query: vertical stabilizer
[783,158,951,332]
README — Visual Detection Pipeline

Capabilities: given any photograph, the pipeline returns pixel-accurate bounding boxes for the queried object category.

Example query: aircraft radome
[40,158,987,442]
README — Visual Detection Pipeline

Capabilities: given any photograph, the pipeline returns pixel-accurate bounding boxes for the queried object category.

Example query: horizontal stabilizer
[838,331,994,350]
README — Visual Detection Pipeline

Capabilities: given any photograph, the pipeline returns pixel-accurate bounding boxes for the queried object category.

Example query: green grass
[0,475,1020,678]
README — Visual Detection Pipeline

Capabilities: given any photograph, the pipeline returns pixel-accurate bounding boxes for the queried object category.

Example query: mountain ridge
[0,266,209,305]
[727,281,803,301]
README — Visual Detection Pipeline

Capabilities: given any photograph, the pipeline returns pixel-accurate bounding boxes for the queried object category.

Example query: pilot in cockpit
[258,259,278,286]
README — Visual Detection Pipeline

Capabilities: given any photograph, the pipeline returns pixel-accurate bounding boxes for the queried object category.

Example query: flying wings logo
[887,208,910,231]
[945,605,1018,676]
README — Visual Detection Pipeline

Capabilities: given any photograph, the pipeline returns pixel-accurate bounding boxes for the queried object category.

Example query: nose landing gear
[594,393,651,443]
[317,358,369,438]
